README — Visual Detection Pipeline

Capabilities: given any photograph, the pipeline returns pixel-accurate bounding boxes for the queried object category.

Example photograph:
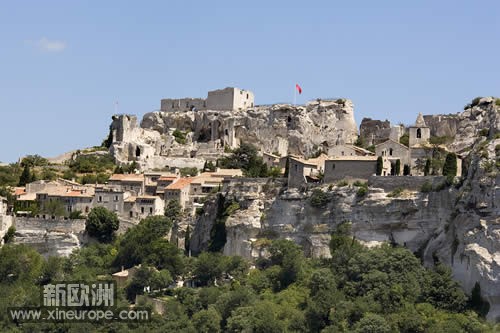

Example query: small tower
[409,113,430,147]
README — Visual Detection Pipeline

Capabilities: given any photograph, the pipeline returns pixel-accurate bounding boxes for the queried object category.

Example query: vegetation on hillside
[0,217,495,332]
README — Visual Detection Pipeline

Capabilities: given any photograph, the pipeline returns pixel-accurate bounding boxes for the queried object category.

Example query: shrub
[399,133,409,147]
[180,167,198,177]
[395,159,401,175]
[471,97,482,106]
[310,189,329,208]
[421,181,433,193]
[387,187,404,198]
[479,128,489,137]
[353,180,366,187]
[496,98,500,107]
[442,153,458,177]
[337,180,348,187]
[173,129,187,144]
[424,159,431,176]
[3,226,15,244]
[356,186,368,197]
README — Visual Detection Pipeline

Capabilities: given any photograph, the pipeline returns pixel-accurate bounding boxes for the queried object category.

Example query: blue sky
[0,0,498,162]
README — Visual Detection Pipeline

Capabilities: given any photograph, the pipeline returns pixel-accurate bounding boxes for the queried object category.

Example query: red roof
[165,178,193,190]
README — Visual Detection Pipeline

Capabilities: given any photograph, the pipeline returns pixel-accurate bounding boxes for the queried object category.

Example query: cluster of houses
[13,168,242,221]
[287,113,462,188]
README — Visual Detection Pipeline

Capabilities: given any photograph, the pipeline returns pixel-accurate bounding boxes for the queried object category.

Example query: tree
[403,164,410,176]
[376,157,383,176]
[41,199,66,217]
[3,226,15,244]
[395,159,401,176]
[18,165,32,186]
[218,142,268,177]
[442,152,457,178]
[424,158,431,176]
[85,207,119,243]
[192,307,222,333]
[353,313,391,333]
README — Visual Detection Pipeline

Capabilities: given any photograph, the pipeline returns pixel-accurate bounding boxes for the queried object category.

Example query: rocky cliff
[109,99,358,170]
[190,97,500,320]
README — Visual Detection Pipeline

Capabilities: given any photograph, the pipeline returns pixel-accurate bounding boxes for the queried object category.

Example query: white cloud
[34,37,67,52]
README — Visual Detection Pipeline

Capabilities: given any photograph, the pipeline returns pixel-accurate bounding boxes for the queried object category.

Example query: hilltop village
[0,87,499,325]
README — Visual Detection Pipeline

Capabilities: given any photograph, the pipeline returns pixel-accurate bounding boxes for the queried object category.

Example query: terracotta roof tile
[165,178,194,190]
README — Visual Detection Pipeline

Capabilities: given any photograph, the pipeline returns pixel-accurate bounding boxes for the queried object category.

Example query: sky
[0,0,499,163]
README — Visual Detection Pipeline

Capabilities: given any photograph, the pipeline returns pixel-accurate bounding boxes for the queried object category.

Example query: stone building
[328,144,374,158]
[108,174,145,196]
[409,113,431,147]
[165,178,194,209]
[161,87,254,112]
[288,155,328,188]
[323,156,386,182]
[375,140,410,175]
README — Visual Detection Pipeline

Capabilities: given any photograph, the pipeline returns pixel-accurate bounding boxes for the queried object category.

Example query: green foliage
[403,164,410,176]
[218,142,268,177]
[203,160,216,172]
[69,153,116,173]
[268,166,282,178]
[101,125,113,148]
[496,98,500,107]
[310,189,329,208]
[479,128,489,137]
[354,136,365,148]
[85,207,119,242]
[62,169,77,180]
[3,226,15,244]
[80,172,110,184]
[471,97,482,106]
[442,152,458,178]
[424,158,431,176]
[468,282,490,318]
[399,133,409,147]
[173,129,187,144]
[69,210,83,219]
[0,164,22,187]
[430,136,452,145]
[192,306,222,333]
[376,157,383,176]
[387,187,404,198]
[41,199,66,217]
[40,167,58,181]
[180,167,198,177]
[395,159,401,176]
[20,155,48,167]
[208,197,239,252]
[356,186,368,197]
[420,181,433,193]
[366,145,376,153]
[337,180,348,187]
[18,165,34,186]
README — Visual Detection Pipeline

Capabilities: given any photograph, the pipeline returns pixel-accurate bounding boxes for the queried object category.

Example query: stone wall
[161,98,206,112]
[324,160,377,182]
[359,118,391,146]
[14,217,86,233]
[206,87,235,111]
[368,175,445,191]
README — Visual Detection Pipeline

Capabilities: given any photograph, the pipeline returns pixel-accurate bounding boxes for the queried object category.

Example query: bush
[421,181,433,193]
[310,189,329,208]
[399,133,409,147]
[69,154,115,173]
[387,187,404,198]
[479,128,489,137]
[356,186,368,197]
[3,226,15,244]
[180,167,198,177]
[471,97,482,107]
[173,129,187,144]
[442,153,458,177]
[353,180,366,187]
[337,180,348,187]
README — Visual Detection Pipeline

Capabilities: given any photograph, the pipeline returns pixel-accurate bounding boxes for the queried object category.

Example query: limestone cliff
[109,99,358,170]
[190,98,500,320]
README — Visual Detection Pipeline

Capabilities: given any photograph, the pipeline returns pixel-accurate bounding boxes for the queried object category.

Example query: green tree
[442,152,457,178]
[18,165,32,186]
[403,164,410,176]
[192,307,222,333]
[353,313,391,333]
[41,199,66,217]
[218,142,268,177]
[85,207,119,243]
[376,157,383,176]
[395,159,401,175]
[3,226,15,244]
[424,158,431,176]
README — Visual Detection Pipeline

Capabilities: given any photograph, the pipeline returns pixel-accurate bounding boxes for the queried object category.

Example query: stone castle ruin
[109,88,359,170]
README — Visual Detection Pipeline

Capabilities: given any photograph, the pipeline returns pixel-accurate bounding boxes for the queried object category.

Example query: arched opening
[389,148,393,156]
[287,116,292,123]
[135,146,141,157]
[416,128,422,139]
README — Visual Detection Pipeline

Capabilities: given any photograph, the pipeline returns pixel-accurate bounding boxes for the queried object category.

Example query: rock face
[359,118,391,146]
[191,98,500,320]
[109,99,358,170]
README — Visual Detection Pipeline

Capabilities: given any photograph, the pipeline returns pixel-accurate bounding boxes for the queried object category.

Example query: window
[136,147,141,157]
[130,211,133,218]
[389,148,393,156]
[114,195,118,201]
[98,196,102,202]
[141,207,144,214]
[85,206,89,213]
[246,94,249,99]
[149,207,153,214]
[417,128,422,138]
[295,164,298,171]
[341,151,344,156]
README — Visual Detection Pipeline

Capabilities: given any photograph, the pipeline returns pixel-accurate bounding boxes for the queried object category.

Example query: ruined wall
[161,98,206,112]
[206,88,235,111]
[368,175,445,192]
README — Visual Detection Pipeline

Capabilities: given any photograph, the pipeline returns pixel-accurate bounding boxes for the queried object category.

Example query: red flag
[295,83,302,94]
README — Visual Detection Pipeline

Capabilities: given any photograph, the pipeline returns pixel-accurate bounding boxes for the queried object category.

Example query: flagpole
[293,84,296,106]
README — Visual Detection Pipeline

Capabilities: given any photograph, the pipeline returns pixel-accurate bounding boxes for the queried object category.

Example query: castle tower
[409,113,430,147]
